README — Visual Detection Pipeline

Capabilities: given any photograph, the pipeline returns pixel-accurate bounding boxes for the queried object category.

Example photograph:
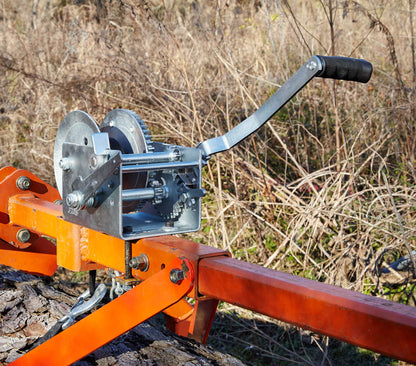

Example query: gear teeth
[132,113,154,153]
[155,176,185,221]
[101,109,155,213]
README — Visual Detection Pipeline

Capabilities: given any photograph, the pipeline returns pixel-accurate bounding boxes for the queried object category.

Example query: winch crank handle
[315,55,373,83]
[196,55,373,159]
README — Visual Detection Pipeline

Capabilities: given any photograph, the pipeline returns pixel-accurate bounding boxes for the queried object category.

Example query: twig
[382,171,416,277]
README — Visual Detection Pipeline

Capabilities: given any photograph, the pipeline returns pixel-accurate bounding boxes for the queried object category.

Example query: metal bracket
[68,147,121,210]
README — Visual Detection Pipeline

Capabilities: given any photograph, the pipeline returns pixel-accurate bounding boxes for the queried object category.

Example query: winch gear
[100,109,154,213]
[152,174,196,221]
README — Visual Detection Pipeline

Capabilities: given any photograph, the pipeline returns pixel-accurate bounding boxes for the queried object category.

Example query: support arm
[10,257,194,366]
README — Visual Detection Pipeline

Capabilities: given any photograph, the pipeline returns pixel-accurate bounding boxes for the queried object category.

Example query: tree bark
[0,265,244,365]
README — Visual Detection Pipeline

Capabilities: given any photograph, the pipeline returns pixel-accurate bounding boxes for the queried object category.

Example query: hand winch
[53,55,372,240]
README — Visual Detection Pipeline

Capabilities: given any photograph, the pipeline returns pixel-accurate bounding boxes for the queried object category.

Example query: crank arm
[197,55,372,159]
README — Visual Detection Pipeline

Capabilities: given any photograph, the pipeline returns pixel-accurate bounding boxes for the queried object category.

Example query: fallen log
[0,266,244,365]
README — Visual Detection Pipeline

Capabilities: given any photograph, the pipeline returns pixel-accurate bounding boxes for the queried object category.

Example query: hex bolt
[16,176,31,191]
[59,158,74,172]
[90,156,98,169]
[66,192,80,208]
[307,61,317,70]
[66,191,94,209]
[169,268,184,284]
[16,229,31,243]
[129,254,149,272]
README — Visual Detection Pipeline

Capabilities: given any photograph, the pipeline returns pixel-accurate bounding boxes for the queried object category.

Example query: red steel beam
[198,256,416,364]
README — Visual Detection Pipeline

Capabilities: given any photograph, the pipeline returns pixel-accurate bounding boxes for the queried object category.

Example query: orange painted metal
[0,167,60,212]
[77,231,230,298]
[165,298,219,344]
[164,298,194,320]
[7,194,103,272]
[0,237,57,276]
[6,193,218,325]
[7,194,229,278]
[198,256,416,364]
[3,167,416,363]
[10,257,194,366]
[0,222,32,250]
[0,168,61,275]
[0,167,60,249]
[188,298,219,343]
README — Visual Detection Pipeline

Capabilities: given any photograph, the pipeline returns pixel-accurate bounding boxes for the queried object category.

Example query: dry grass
[1,0,416,364]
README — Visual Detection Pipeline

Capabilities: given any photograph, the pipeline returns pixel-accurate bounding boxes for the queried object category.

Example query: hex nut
[16,229,31,243]
[16,176,31,190]
[169,268,184,284]
[129,254,149,272]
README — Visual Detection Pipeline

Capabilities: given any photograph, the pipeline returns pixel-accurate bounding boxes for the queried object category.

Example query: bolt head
[16,176,31,190]
[66,194,75,207]
[179,193,188,203]
[66,192,81,208]
[59,158,73,171]
[16,229,31,243]
[129,254,149,272]
[170,268,184,284]
[90,156,98,168]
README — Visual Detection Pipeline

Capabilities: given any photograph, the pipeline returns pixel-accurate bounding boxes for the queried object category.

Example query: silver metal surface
[61,283,107,330]
[54,111,100,196]
[122,188,157,201]
[60,131,203,240]
[129,253,149,272]
[151,145,202,221]
[71,149,121,209]
[122,160,200,173]
[16,229,31,243]
[92,132,111,155]
[196,56,323,159]
[101,109,153,213]
[61,142,121,237]
[121,150,180,164]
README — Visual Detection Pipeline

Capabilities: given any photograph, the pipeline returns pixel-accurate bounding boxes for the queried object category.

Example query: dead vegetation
[0,0,415,364]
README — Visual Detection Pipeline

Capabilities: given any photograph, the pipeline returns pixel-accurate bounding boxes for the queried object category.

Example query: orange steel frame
[1,166,416,365]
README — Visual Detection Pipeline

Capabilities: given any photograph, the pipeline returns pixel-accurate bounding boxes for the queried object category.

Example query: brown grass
[0,0,415,364]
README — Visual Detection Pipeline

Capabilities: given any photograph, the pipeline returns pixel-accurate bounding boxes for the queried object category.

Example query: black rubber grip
[316,56,373,83]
